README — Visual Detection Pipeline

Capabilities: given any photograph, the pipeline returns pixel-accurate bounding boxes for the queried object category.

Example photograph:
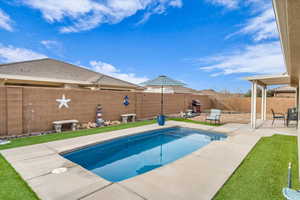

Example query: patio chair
[286,108,298,127]
[271,109,285,125]
[282,162,300,200]
[206,109,221,124]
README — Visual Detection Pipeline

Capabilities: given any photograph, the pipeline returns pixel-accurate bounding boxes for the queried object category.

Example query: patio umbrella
[141,75,186,125]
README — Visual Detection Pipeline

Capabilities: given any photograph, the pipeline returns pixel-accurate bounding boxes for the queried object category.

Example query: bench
[53,120,79,133]
[121,114,136,123]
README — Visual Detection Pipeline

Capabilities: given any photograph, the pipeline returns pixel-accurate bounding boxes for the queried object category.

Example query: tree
[244,88,274,97]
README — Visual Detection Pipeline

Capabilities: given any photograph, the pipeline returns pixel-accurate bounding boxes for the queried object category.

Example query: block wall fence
[210,97,296,114]
[0,86,212,137]
[0,86,296,137]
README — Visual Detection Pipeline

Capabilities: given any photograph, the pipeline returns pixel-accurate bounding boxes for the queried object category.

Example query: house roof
[272,85,296,92]
[198,89,218,96]
[171,86,200,94]
[0,58,143,89]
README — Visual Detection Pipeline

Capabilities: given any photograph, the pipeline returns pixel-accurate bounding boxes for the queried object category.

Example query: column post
[298,84,300,129]
[261,86,265,120]
[251,81,257,128]
[264,86,267,120]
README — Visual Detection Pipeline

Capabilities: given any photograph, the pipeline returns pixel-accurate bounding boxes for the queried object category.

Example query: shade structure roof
[244,74,290,86]
[140,75,186,86]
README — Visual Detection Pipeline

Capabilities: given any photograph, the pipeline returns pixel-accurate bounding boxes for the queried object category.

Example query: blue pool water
[63,127,226,182]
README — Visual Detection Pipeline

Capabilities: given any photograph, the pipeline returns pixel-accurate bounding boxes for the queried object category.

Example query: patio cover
[244,74,291,128]
[244,74,290,86]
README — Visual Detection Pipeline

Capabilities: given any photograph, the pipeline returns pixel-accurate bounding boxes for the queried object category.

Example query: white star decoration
[56,94,71,109]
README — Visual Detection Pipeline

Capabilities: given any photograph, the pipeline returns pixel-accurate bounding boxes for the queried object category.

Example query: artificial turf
[213,134,299,200]
[0,120,156,200]
[0,120,297,200]
[168,117,222,126]
[0,120,156,151]
[0,155,39,200]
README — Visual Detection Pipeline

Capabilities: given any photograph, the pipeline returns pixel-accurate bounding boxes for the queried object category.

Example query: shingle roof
[0,58,142,89]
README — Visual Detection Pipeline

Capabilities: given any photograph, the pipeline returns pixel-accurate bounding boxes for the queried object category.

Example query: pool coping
[1,121,263,200]
[59,125,227,156]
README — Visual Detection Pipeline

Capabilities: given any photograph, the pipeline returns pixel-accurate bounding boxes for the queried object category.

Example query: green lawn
[0,120,298,200]
[0,120,156,151]
[0,120,156,200]
[0,155,39,200]
[0,118,219,151]
[168,117,222,126]
[213,135,299,200]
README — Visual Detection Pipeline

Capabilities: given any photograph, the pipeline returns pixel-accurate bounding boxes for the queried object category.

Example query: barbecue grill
[192,99,202,113]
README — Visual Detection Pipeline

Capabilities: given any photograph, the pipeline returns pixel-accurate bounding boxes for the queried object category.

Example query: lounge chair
[282,162,300,200]
[271,109,285,125]
[206,109,221,124]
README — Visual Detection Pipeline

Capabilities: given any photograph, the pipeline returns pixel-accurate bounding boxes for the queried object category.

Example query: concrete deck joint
[117,183,149,200]
[78,183,114,200]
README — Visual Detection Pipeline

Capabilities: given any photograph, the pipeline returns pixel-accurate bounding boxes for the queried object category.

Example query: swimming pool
[63,127,227,182]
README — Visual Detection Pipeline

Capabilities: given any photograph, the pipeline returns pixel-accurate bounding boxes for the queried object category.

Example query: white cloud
[206,0,269,10]
[0,44,47,63]
[0,9,13,31]
[137,0,182,25]
[169,0,183,7]
[206,0,278,41]
[41,40,61,49]
[227,6,278,41]
[90,60,148,84]
[199,42,285,76]
[21,0,182,33]
[207,0,239,9]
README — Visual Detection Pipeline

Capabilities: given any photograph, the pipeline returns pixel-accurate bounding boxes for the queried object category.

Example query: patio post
[251,81,257,128]
[298,85,300,129]
[261,86,264,120]
[261,85,267,121]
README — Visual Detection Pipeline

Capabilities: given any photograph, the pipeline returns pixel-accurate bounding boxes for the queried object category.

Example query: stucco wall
[0,86,212,137]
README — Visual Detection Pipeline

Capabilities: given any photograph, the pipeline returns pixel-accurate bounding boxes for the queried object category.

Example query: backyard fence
[0,86,212,137]
[210,96,296,114]
[0,86,295,137]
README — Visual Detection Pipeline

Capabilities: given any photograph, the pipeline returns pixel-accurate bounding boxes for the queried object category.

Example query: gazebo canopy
[244,74,290,86]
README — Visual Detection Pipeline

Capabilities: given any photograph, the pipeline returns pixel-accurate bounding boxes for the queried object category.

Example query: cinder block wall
[0,86,212,136]
[0,87,7,136]
[211,97,296,113]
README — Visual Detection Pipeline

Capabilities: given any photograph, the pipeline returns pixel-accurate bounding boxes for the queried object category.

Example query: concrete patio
[0,121,297,200]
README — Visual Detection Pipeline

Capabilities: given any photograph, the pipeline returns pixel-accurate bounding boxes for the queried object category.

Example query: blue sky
[0,0,285,92]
